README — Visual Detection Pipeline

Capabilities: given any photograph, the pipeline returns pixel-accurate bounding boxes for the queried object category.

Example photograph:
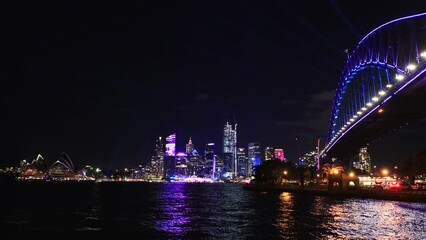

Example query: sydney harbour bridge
[322,13,426,160]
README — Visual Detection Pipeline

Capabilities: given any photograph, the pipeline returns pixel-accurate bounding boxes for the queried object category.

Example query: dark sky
[2,0,426,170]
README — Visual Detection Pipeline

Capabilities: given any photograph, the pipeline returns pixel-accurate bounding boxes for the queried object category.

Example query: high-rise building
[274,149,284,161]
[186,137,194,155]
[223,122,237,176]
[265,146,274,161]
[237,148,247,176]
[188,149,201,176]
[248,142,261,176]
[353,146,372,173]
[214,154,223,178]
[175,152,188,176]
[151,136,164,178]
[164,133,176,178]
[205,143,215,178]
[301,150,317,167]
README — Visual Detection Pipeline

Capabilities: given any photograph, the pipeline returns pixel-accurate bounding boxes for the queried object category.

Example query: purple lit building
[164,133,176,178]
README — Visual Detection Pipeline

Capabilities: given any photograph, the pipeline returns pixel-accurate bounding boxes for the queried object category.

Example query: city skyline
[3,1,426,170]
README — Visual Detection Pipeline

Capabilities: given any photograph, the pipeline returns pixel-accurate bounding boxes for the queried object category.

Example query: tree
[322,163,344,179]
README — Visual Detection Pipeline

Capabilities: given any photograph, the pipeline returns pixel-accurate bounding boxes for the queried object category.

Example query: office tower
[164,133,176,178]
[274,149,284,161]
[186,137,194,155]
[354,146,372,173]
[175,152,188,176]
[223,122,237,176]
[248,142,261,176]
[151,136,164,178]
[205,143,215,178]
[237,148,247,176]
[265,146,274,161]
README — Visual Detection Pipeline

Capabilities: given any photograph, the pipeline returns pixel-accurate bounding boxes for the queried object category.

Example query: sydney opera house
[18,152,94,181]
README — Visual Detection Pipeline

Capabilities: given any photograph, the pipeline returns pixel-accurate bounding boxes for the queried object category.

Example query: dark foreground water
[2,182,426,239]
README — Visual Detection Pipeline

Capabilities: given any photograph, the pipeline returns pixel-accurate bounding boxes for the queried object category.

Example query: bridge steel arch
[323,13,426,159]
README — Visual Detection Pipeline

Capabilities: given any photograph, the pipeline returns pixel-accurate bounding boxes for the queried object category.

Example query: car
[383,181,402,191]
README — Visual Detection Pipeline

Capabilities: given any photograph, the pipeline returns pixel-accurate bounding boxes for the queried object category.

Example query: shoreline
[243,184,426,203]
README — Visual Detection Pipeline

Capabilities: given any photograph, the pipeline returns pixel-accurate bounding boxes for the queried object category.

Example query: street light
[382,169,389,176]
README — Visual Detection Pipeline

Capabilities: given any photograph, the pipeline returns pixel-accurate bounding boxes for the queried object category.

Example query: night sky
[3,1,426,170]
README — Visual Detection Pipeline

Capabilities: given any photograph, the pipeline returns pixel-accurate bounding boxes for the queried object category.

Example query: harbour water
[2,182,426,239]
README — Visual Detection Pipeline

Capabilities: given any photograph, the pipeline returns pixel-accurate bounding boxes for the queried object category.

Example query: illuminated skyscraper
[274,149,284,161]
[248,142,261,176]
[237,148,247,176]
[265,146,274,161]
[223,122,237,176]
[205,143,215,178]
[164,133,176,178]
[186,137,194,155]
[353,146,372,173]
[151,136,164,178]
[175,152,188,176]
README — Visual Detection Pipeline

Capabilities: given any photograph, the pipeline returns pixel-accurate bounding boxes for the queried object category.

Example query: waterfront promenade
[243,183,426,203]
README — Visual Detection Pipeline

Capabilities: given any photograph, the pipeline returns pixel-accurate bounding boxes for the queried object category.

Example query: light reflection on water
[2,182,426,239]
[275,192,426,239]
[154,183,192,236]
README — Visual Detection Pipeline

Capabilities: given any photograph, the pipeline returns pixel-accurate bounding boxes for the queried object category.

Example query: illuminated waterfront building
[301,151,317,167]
[274,149,284,161]
[214,154,223,178]
[175,152,188,176]
[353,146,372,173]
[205,143,215,178]
[237,148,247,176]
[164,133,176,178]
[248,142,261,176]
[151,136,164,178]
[188,149,201,176]
[265,146,274,162]
[31,154,47,173]
[223,122,237,176]
[186,137,194,155]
